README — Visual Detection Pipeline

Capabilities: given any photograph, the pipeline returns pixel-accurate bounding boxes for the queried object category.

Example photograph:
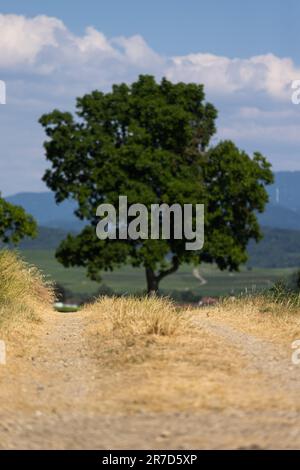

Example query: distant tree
[0,195,37,244]
[39,75,273,294]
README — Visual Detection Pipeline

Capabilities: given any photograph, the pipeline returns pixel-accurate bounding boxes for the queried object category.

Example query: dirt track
[1,310,300,450]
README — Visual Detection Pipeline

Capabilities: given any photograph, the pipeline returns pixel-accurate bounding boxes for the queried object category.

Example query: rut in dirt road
[33,312,100,406]
[1,309,300,449]
[0,311,101,449]
[195,315,300,393]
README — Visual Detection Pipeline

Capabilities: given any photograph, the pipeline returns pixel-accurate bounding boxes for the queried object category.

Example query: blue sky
[0,1,299,195]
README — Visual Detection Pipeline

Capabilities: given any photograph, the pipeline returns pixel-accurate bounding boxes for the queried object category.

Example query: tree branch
[157,256,179,282]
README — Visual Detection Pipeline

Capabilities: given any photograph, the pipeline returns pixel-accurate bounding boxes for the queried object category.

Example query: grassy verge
[0,250,54,336]
[197,290,300,346]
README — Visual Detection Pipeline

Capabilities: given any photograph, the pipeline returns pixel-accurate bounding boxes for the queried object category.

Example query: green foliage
[263,280,300,308]
[201,141,273,270]
[0,195,37,244]
[39,75,273,293]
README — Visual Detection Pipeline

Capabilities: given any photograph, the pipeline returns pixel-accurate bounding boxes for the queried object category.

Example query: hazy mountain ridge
[6,171,300,231]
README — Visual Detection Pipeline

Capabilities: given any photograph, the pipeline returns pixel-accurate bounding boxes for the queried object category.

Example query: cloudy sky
[0,0,299,196]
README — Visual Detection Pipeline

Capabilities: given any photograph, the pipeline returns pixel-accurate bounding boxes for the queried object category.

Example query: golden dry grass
[83,295,192,337]
[82,296,192,366]
[0,251,55,408]
[200,295,300,346]
[0,249,54,338]
[82,296,296,414]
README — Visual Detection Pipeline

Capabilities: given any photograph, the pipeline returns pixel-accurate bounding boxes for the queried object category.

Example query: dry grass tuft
[83,295,190,337]
[83,296,193,367]
[0,249,54,334]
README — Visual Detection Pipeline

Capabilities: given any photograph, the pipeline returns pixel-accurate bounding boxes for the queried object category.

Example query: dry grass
[0,249,54,336]
[200,295,300,346]
[83,296,192,366]
[83,295,191,336]
[83,296,293,414]
[0,251,55,404]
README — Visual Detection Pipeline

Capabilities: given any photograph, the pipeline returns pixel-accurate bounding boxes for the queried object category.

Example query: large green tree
[39,75,273,293]
[0,195,37,244]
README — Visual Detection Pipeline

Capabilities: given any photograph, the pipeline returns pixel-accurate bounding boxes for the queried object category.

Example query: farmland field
[19,249,296,300]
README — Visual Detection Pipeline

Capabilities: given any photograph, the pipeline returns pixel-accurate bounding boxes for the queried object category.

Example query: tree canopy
[39,75,273,293]
[0,195,37,244]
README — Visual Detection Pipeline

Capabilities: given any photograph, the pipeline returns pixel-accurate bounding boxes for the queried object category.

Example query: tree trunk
[145,257,180,295]
[145,267,159,295]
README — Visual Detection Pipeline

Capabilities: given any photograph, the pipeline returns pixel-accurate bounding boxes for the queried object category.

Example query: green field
[18,249,296,302]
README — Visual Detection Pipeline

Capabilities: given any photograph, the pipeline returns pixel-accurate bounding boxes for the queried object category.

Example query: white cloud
[0,14,65,68]
[0,14,162,77]
[74,27,115,55]
[166,52,300,101]
[0,13,299,194]
[0,14,298,102]
[112,34,163,68]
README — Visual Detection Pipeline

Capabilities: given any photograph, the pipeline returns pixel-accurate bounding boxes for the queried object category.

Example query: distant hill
[6,172,300,232]
[248,227,300,268]
[267,171,300,212]
[17,226,71,250]
[257,203,300,231]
